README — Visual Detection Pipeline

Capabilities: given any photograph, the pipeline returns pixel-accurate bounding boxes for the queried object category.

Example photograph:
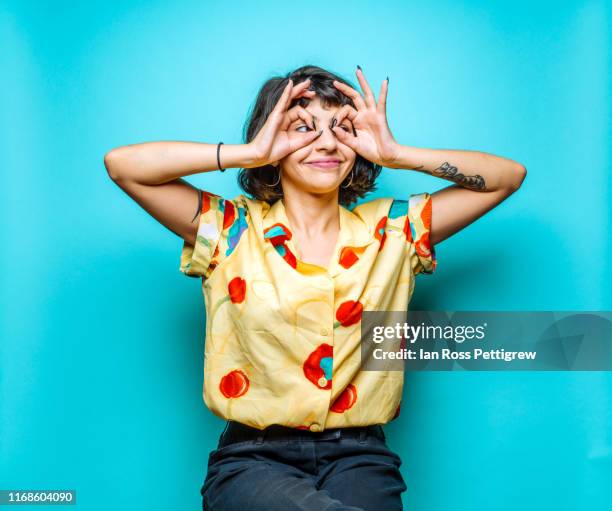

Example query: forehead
[289,96,345,124]
[301,96,341,119]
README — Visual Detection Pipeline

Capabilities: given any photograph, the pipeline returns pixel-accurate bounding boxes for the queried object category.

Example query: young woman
[104,65,526,511]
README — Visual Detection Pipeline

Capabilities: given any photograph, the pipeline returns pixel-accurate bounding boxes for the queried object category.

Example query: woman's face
[278,96,356,196]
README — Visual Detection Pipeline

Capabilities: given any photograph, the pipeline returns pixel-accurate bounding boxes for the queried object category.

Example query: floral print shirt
[179,190,436,432]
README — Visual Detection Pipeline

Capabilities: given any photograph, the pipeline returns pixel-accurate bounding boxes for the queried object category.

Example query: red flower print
[210,276,247,317]
[415,233,431,258]
[283,247,297,269]
[264,222,291,244]
[403,216,413,243]
[223,200,236,230]
[374,216,388,251]
[421,195,432,227]
[330,384,357,413]
[335,300,363,327]
[303,343,333,390]
[296,425,311,430]
[228,277,246,303]
[264,223,298,269]
[219,369,250,398]
[201,190,220,213]
[339,247,359,269]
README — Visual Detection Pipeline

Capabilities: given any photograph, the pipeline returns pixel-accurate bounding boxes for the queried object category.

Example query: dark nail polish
[386,76,389,83]
[331,118,337,129]
[357,65,362,70]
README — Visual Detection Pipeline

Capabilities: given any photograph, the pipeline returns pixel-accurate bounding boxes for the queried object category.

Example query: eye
[296,125,312,133]
[340,124,351,133]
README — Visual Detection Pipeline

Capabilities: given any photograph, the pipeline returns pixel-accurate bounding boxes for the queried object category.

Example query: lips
[305,159,341,169]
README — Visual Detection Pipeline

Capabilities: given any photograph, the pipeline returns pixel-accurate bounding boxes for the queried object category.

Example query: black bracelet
[217,142,225,172]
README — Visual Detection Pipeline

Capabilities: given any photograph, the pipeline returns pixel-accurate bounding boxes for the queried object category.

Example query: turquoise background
[1,0,610,509]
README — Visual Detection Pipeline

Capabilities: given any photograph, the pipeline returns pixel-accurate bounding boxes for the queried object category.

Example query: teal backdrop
[1,0,611,509]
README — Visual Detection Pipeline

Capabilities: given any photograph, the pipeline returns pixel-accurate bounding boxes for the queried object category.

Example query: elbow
[104,147,130,182]
[507,163,527,193]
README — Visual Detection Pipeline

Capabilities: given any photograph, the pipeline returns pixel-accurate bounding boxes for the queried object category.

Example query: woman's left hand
[331,69,401,168]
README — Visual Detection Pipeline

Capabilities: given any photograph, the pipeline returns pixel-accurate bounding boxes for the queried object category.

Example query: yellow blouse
[179,190,436,432]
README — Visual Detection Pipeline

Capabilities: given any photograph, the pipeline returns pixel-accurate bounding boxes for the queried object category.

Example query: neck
[281,187,340,238]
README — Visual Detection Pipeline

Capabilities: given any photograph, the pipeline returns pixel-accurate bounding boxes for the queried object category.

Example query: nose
[313,124,339,150]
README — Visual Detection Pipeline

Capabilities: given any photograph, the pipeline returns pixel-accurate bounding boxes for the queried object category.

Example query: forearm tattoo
[432,161,486,190]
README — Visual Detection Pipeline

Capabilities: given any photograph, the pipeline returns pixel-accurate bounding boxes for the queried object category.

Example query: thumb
[332,126,358,150]
[295,129,323,150]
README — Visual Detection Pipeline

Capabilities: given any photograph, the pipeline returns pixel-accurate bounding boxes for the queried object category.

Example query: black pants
[201,421,407,510]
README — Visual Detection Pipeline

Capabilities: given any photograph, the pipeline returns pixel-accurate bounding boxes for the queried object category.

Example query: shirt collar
[261,197,375,277]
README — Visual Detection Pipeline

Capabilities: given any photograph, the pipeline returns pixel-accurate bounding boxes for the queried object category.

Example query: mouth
[304,159,342,169]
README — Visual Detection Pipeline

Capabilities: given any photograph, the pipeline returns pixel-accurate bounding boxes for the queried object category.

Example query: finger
[281,105,315,131]
[332,79,366,110]
[331,107,359,149]
[295,89,316,100]
[277,79,294,111]
[268,78,308,132]
[377,78,389,114]
[268,79,313,135]
[332,124,359,151]
[355,67,376,108]
[291,129,323,151]
[282,105,315,131]
[268,79,294,129]
[332,104,359,132]
[285,79,314,110]
[288,79,312,102]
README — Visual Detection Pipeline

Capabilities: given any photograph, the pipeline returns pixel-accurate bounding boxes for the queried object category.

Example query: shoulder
[350,196,397,226]
[351,196,392,215]
[350,194,433,238]
[232,193,265,210]
[353,194,431,219]
[229,193,269,224]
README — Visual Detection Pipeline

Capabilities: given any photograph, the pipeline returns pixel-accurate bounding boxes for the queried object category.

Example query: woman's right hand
[245,79,323,168]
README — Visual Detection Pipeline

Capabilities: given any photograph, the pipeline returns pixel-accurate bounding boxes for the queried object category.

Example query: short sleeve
[179,190,249,280]
[407,192,437,275]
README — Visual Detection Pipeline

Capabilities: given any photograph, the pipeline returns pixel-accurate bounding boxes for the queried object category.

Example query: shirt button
[320,328,329,336]
[318,377,328,387]
[309,423,321,432]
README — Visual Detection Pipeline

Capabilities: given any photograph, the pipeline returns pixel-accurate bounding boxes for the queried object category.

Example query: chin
[303,174,342,191]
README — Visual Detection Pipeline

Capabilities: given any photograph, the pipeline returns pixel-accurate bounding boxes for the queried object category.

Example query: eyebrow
[291,115,350,124]
[306,114,347,121]
[291,114,321,122]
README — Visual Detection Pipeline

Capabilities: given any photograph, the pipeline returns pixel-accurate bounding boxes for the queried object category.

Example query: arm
[329,69,527,248]
[103,79,320,248]
[104,141,257,184]
[388,145,527,245]
[104,142,257,244]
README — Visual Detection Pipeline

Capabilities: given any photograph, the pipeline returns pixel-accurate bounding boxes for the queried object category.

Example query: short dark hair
[237,65,382,207]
